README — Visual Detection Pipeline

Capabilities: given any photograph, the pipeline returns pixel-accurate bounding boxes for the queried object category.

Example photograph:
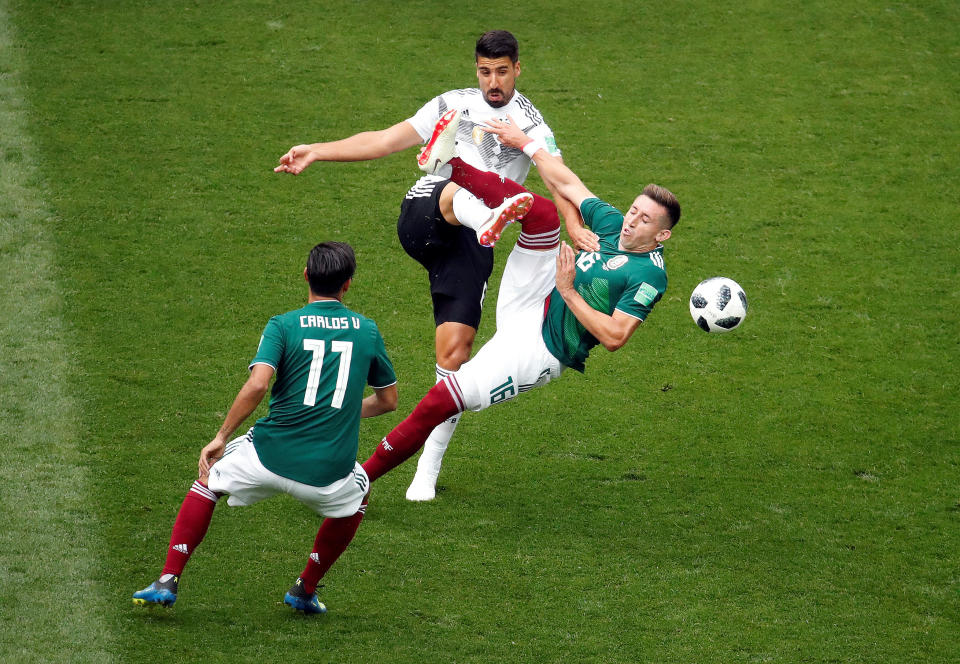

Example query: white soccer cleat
[477,192,534,248]
[417,108,461,174]
[405,477,437,502]
[405,465,440,502]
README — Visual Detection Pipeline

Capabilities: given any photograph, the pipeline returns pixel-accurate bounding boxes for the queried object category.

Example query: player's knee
[436,342,472,370]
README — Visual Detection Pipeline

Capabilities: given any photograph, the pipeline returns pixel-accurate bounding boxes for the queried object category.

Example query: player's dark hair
[476,30,519,63]
[306,242,356,297]
[643,184,681,228]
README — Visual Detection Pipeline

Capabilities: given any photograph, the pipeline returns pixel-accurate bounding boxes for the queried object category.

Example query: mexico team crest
[604,255,628,271]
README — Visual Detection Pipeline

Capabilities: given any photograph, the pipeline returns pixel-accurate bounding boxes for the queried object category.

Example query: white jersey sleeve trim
[370,379,398,389]
[613,307,645,322]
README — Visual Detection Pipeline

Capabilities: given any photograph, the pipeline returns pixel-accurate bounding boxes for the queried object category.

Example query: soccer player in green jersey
[133,242,397,614]
[361,116,680,485]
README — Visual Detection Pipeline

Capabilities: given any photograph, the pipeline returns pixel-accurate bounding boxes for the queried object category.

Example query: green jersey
[541,198,668,373]
[249,299,396,487]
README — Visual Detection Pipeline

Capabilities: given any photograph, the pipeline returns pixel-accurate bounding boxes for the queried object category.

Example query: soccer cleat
[477,193,534,247]
[417,108,461,174]
[405,472,438,502]
[283,577,327,615]
[132,575,179,607]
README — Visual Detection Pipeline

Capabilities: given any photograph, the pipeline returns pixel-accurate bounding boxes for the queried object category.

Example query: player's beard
[484,89,509,108]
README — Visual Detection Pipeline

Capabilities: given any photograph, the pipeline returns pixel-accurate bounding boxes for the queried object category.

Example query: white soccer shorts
[454,244,565,412]
[207,431,369,518]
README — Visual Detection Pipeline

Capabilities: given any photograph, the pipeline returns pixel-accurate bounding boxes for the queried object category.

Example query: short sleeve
[579,198,624,235]
[527,123,561,158]
[615,274,666,322]
[367,325,397,388]
[407,95,444,142]
[250,316,284,370]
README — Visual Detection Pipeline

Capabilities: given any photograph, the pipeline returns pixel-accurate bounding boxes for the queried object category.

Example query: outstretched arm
[275,120,423,174]
[482,117,596,209]
[199,363,275,477]
[483,117,600,251]
[554,243,641,351]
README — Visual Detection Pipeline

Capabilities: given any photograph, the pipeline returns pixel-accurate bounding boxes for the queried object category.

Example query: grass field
[1,1,958,662]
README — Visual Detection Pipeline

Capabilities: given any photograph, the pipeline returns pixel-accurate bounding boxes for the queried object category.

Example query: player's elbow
[601,327,635,352]
[379,385,399,413]
[383,392,398,413]
[247,380,271,399]
[602,337,628,352]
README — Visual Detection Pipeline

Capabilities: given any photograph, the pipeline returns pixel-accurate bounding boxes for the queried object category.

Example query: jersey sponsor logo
[489,376,516,405]
[603,255,628,271]
[634,282,659,306]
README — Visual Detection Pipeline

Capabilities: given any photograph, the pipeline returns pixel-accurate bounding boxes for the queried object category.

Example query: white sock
[451,188,493,232]
[413,365,462,482]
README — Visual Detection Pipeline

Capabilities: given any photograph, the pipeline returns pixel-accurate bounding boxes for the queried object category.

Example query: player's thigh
[495,245,559,329]
[397,175,456,262]
[286,463,370,518]
[456,328,564,412]
[206,431,282,507]
[428,234,494,329]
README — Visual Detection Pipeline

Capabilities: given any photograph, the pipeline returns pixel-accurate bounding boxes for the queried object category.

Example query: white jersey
[407,88,560,185]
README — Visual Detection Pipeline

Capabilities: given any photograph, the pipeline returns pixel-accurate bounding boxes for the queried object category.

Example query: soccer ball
[689,277,748,333]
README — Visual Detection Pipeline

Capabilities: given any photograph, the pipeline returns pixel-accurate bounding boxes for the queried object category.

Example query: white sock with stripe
[451,188,493,232]
[407,365,462,499]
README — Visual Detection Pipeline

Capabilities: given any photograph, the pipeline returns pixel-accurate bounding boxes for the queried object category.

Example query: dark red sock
[161,480,219,576]
[300,497,369,594]
[450,157,525,205]
[362,378,462,482]
[450,158,560,249]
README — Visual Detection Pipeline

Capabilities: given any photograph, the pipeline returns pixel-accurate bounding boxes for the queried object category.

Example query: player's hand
[569,225,600,252]
[480,114,530,149]
[555,242,577,294]
[274,145,316,174]
[199,437,226,478]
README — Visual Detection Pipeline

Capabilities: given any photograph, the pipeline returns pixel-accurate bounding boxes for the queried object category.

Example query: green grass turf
[2,0,958,661]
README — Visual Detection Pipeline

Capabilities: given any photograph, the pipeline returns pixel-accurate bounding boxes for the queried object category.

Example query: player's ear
[656,228,672,243]
[514,61,521,77]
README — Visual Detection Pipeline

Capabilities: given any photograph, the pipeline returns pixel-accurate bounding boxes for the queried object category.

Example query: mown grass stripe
[0,3,116,661]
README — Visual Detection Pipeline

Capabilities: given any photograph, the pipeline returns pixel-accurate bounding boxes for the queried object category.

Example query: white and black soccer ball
[689,277,748,333]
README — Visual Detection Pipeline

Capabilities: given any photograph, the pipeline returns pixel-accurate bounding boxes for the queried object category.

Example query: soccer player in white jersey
[275,30,588,502]
[360,118,681,489]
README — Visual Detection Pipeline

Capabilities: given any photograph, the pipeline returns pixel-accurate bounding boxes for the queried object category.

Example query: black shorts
[397,176,494,329]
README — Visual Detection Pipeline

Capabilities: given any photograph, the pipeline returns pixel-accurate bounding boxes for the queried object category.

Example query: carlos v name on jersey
[299,315,362,330]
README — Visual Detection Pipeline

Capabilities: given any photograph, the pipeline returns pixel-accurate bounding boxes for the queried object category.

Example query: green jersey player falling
[360,119,680,485]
